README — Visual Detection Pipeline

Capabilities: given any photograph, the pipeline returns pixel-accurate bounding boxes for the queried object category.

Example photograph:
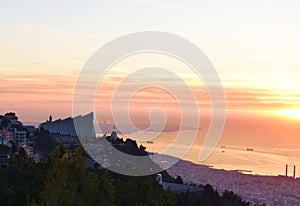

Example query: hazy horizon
[1,1,300,176]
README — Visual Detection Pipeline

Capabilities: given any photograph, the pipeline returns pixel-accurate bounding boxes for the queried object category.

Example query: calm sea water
[119,129,300,177]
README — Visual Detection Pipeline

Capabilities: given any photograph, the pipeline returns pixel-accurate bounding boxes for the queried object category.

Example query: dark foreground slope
[0,134,257,206]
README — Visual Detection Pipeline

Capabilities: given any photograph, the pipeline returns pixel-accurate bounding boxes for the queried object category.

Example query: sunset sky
[0,0,300,125]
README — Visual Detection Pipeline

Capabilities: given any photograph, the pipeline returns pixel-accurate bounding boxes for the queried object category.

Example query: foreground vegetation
[0,143,263,206]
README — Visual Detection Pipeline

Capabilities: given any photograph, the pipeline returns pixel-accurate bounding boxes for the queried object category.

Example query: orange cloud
[1,69,299,125]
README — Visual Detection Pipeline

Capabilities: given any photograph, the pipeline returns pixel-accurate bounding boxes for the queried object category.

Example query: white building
[156,174,203,193]
[14,131,27,146]
[0,130,13,148]
[40,112,95,138]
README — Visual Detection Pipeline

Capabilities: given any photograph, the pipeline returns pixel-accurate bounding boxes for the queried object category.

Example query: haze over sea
[118,113,300,177]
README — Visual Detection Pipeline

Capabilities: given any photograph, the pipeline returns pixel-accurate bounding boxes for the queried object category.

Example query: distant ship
[246,148,254,151]
[146,141,154,144]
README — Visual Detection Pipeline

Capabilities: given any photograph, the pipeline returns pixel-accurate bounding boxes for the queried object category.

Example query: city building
[156,174,203,193]
[40,112,95,138]
[22,145,34,157]
[0,130,13,148]
[14,130,27,146]
[4,112,18,124]
[0,130,14,141]
[24,126,36,137]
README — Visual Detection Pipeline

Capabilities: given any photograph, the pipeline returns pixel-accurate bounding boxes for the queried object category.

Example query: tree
[18,147,27,158]
[0,155,45,206]
[175,175,184,184]
[0,145,10,154]
[1,118,10,128]
[35,128,56,155]
[41,146,85,206]
[114,175,176,206]
[0,143,252,206]
[221,190,250,206]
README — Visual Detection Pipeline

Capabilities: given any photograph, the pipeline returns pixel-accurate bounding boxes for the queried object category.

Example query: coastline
[166,159,300,206]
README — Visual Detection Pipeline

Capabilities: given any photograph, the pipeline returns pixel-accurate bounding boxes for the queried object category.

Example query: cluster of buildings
[40,113,97,153]
[0,111,101,164]
[0,111,98,165]
[0,112,36,161]
[167,160,300,206]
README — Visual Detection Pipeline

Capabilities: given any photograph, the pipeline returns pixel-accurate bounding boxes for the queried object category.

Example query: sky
[0,0,300,126]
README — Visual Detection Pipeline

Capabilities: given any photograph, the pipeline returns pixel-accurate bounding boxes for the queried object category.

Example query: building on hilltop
[1,112,24,130]
[0,112,39,160]
[40,112,95,138]
[110,125,118,143]
[4,112,18,124]
[0,130,13,148]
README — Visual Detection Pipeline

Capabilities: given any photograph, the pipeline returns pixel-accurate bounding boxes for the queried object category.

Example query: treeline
[0,145,175,206]
[33,128,57,155]
[0,144,264,206]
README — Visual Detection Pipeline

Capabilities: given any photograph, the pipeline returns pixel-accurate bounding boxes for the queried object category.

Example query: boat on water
[246,148,254,151]
[146,141,154,144]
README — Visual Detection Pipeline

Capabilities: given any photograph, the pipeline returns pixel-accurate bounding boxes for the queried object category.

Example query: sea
[119,130,300,177]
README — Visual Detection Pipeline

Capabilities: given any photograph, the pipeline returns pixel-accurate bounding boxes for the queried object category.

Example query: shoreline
[167,159,300,205]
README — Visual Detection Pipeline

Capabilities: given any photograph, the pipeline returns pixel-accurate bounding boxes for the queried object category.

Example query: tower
[286,164,288,177]
[293,166,296,179]
[110,125,117,142]
[49,115,52,122]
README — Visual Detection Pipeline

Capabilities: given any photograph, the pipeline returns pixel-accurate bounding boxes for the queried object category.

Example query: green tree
[0,155,45,206]
[78,171,115,206]
[35,128,56,155]
[201,184,221,206]
[41,146,85,206]
[221,190,250,206]
[115,175,176,206]
[1,117,10,128]
[175,175,184,184]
